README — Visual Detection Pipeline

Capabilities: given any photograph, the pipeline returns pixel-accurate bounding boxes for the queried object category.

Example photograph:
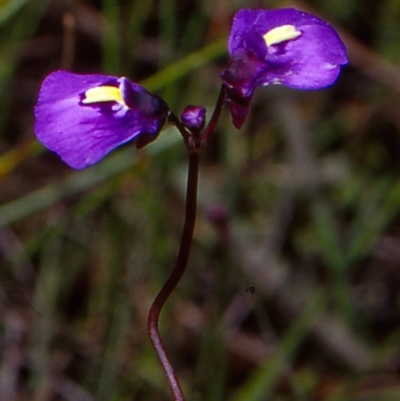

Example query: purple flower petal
[34,71,169,169]
[222,8,348,128]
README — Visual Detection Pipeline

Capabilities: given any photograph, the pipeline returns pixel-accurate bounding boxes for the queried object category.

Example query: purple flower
[34,71,169,169]
[221,8,348,128]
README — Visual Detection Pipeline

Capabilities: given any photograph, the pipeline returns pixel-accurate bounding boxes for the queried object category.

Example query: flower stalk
[147,150,199,401]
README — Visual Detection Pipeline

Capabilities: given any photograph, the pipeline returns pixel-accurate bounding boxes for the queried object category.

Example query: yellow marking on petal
[263,25,301,47]
[82,85,125,105]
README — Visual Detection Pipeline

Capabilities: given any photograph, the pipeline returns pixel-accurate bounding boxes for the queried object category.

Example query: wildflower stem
[168,112,192,147]
[147,150,200,401]
[202,84,226,144]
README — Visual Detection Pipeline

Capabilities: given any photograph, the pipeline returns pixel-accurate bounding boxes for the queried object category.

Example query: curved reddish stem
[147,151,199,401]
[202,84,226,145]
[147,84,225,401]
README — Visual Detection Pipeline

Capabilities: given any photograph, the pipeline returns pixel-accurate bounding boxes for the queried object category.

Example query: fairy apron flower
[34,71,169,169]
[221,8,348,128]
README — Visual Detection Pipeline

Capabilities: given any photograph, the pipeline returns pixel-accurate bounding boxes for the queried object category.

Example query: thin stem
[168,112,192,148]
[147,83,224,400]
[202,84,226,145]
[147,151,200,401]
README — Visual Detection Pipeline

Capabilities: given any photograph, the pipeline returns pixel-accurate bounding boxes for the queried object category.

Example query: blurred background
[1,0,400,400]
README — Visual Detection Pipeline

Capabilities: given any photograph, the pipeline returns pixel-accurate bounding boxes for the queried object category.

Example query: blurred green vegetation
[1,0,400,400]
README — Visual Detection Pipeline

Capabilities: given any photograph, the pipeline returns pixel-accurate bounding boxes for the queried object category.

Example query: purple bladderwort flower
[34,71,169,169]
[221,8,348,129]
